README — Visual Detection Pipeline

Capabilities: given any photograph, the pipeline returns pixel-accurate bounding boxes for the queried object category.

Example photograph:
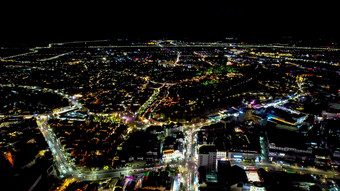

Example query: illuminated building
[199,146,217,172]
[162,149,183,162]
[199,146,228,172]
[228,151,260,162]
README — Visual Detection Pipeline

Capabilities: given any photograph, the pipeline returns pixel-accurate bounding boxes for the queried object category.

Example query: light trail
[38,51,73,61]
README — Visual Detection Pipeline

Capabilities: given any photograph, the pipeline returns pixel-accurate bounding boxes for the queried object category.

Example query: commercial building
[199,145,227,172]
[228,150,260,163]
[199,146,217,171]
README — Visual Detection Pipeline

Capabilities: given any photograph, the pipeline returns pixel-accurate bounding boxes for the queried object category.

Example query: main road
[36,114,154,181]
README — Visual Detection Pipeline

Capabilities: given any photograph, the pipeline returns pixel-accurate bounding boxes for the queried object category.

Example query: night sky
[1,1,339,43]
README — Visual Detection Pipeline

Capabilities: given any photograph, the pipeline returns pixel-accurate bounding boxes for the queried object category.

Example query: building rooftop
[199,145,217,154]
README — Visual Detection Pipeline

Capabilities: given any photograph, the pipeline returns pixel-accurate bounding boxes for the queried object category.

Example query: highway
[38,51,73,61]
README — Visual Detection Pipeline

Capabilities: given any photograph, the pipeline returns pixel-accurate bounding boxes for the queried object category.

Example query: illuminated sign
[246,171,260,182]
[250,185,266,191]
[163,149,175,155]
[233,155,243,158]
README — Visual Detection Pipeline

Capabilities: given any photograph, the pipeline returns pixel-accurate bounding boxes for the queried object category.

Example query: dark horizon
[1,1,339,44]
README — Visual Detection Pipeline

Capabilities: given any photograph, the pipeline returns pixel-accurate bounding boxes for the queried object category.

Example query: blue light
[233,155,243,158]
[267,116,274,120]
[239,110,244,114]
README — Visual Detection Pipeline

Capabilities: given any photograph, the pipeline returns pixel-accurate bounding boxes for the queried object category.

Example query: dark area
[1,2,340,44]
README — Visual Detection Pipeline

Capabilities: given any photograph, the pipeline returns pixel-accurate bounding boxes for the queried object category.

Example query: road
[4,41,337,191]
[172,90,305,190]
[36,114,153,181]
[38,101,339,185]
[231,160,340,179]
[7,64,305,186]
[181,129,199,191]
[38,51,73,61]
[37,115,74,176]
[3,46,317,190]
